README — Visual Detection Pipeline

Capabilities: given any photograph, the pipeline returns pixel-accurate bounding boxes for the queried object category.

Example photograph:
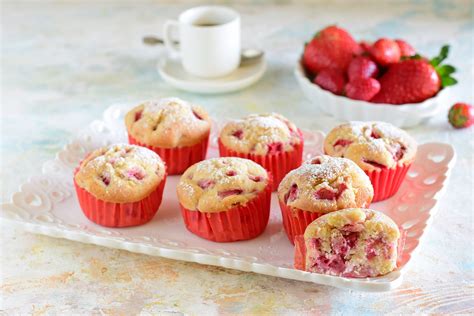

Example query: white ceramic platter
[294,59,448,128]
[0,105,456,292]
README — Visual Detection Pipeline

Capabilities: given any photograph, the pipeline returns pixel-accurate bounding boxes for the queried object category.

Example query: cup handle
[163,20,180,57]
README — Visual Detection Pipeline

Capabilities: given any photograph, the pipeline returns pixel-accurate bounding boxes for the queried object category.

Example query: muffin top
[278,155,373,213]
[75,144,166,203]
[177,157,269,213]
[304,208,400,242]
[324,121,417,171]
[125,98,211,148]
[219,113,302,155]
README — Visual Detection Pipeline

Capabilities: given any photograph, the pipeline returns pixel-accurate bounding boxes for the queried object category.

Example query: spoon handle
[143,36,179,46]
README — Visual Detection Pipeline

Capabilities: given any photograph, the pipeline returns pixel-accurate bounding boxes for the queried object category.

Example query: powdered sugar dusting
[247,114,289,130]
[143,97,189,114]
[177,157,269,212]
[141,98,200,127]
[278,155,373,214]
[346,121,414,146]
[325,121,417,169]
[80,144,165,183]
[296,155,354,181]
[220,113,301,155]
[191,157,267,186]
[125,97,211,148]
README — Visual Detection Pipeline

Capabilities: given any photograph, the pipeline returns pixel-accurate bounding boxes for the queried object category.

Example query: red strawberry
[345,78,381,101]
[395,39,416,57]
[448,103,474,128]
[372,45,457,104]
[303,26,360,75]
[347,56,379,81]
[314,69,346,95]
[359,41,372,55]
[370,38,401,66]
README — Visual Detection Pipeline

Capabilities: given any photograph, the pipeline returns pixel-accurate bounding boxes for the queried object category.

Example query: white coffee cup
[163,6,241,78]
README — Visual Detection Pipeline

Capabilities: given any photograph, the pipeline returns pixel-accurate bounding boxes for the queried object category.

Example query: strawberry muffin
[125,97,211,175]
[324,121,417,201]
[278,155,373,244]
[218,113,303,191]
[294,208,400,278]
[74,144,167,227]
[177,157,272,242]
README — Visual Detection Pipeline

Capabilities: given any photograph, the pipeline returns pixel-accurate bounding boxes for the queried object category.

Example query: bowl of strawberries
[295,25,457,128]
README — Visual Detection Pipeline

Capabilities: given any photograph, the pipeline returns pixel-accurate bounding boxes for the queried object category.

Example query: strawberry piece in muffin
[219,113,304,191]
[125,97,211,174]
[295,208,400,278]
[324,121,417,201]
[277,155,373,244]
[177,157,272,242]
[74,144,167,227]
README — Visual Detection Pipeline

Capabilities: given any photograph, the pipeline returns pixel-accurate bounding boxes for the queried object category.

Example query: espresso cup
[163,6,241,78]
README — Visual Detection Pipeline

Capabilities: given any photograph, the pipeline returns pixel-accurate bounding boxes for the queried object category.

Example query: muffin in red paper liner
[176,157,272,242]
[324,121,417,202]
[125,97,211,175]
[294,208,401,278]
[218,113,303,191]
[74,144,167,227]
[277,155,373,244]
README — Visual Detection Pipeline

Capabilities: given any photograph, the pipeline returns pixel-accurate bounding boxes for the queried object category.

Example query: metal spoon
[143,35,264,66]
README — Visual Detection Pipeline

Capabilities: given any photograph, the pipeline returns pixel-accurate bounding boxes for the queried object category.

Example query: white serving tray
[0,105,456,292]
[294,59,448,128]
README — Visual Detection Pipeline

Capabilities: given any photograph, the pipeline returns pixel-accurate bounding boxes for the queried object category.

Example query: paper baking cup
[294,235,306,271]
[279,199,324,245]
[180,178,273,242]
[218,130,304,191]
[128,134,209,175]
[294,228,408,272]
[74,175,166,228]
[366,162,412,202]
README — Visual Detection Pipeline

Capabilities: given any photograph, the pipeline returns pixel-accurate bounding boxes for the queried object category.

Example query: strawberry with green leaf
[372,45,457,104]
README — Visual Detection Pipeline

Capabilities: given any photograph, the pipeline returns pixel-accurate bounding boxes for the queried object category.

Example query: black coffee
[194,22,219,27]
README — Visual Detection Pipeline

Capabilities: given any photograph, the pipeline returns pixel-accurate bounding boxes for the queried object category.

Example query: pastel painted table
[1,1,473,314]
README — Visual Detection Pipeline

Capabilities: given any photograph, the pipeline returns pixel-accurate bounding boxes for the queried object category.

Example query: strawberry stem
[430,45,449,67]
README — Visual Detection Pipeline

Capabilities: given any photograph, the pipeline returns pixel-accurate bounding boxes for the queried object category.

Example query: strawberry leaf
[437,64,456,76]
[430,45,450,67]
[441,76,458,87]
[428,45,457,88]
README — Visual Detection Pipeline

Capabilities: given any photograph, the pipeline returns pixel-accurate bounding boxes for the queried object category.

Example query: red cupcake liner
[294,227,408,271]
[366,162,412,202]
[218,130,304,191]
[180,176,273,242]
[74,174,167,228]
[128,134,209,175]
[294,234,306,271]
[279,199,324,245]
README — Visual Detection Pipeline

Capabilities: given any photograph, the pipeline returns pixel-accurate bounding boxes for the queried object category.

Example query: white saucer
[157,55,266,94]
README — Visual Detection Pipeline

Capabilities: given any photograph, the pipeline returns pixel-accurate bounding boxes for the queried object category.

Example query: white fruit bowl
[295,60,448,128]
